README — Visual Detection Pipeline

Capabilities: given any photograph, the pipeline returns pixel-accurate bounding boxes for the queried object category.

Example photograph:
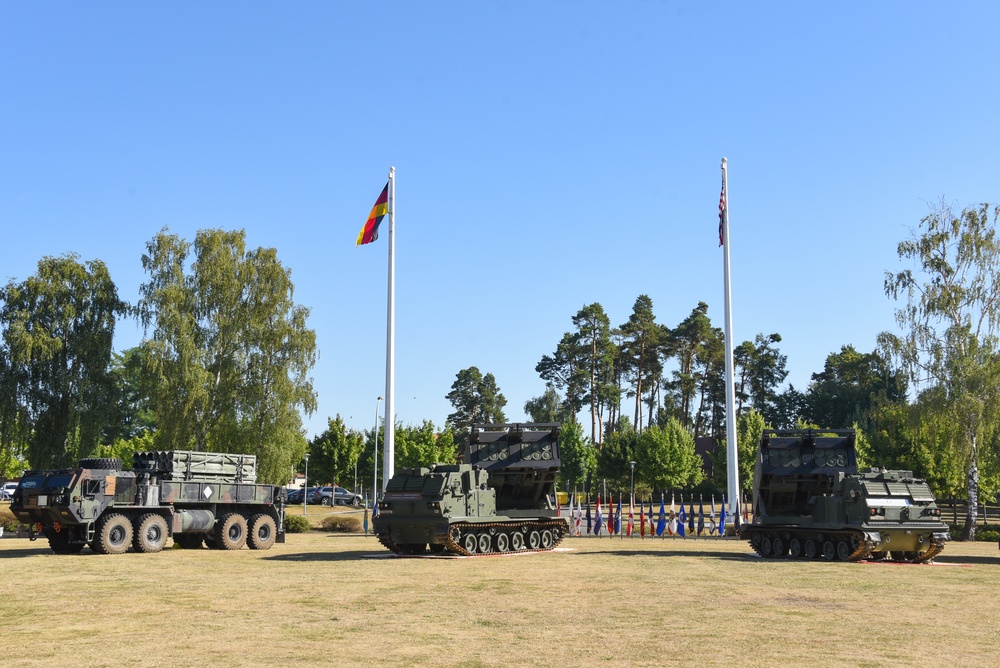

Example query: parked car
[309,486,362,507]
[0,481,18,501]
[286,487,318,505]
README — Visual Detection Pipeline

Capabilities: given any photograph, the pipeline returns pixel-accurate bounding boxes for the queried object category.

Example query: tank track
[743,526,945,563]
[376,519,568,557]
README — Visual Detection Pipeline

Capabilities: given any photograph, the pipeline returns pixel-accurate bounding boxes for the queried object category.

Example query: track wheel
[788,537,803,558]
[512,532,525,551]
[495,533,509,552]
[247,514,277,550]
[822,539,836,561]
[804,539,818,559]
[528,530,541,550]
[462,532,478,554]
[541,529,554,549]
[478,534,492,553]
[836,539,852,561]
[93,513,133,555]
[772,536,787,558]
[214,512,248,550]
[133,513,169,553]
[760,536,773,557]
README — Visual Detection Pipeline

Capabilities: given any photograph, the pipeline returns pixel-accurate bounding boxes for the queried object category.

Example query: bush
[319,515,362,533]
[0,509,23,533]
[283,514,311,533]
[947,523,1000,541]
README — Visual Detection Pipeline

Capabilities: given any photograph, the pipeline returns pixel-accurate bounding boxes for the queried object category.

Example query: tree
[557,421,597,492]
[735,333,789,425]
[309,415,366,488]
[880,201,1000,540]
[636,418,704,491]
[445,366,507,433]
[619,295,661,432]
[597,418,637,492]
[0,254,125,469]
[103,347,156,443]
[524,385,564,423]
[804,345,907,429]
[136,228,317,484]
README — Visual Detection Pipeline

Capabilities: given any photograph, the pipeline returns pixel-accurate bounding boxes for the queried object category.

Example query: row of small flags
[561,494,749,538]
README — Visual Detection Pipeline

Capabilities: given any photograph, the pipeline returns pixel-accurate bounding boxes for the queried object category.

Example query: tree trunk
[961,436,978,541]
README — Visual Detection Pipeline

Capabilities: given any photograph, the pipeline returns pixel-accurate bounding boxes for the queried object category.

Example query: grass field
[1,510,998,668]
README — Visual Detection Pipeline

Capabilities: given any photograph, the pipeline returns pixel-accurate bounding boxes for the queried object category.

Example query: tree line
[2,204,999,539]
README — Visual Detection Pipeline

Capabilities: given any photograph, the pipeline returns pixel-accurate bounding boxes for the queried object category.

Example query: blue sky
[2,3,998,439]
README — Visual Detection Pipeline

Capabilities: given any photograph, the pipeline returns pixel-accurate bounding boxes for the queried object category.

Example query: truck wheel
[321,497,331,507]
[133,514,169,553]
[93,513,133,555]
[174,534,204,549]
[214,512,247,550]
[77,457,122,471]
[247,514,277,550]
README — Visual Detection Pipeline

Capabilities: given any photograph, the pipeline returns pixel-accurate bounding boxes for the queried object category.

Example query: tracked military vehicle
[373,423,568,556]
[10,451,285,554]
[740,429,949,563]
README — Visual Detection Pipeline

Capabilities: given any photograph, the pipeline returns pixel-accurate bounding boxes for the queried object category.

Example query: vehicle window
[19,474,47,489]
[44,474,74,489]
[83,479,101,495]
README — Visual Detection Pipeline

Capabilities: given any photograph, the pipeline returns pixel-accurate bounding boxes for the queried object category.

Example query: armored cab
[10,451,285,555]
[373,423,568,555]
[740,429,949,562]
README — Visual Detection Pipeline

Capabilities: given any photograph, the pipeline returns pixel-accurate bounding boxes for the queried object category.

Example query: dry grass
[0,521,998,668]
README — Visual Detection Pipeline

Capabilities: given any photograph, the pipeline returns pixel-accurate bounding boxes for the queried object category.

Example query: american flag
[718,173,727,247]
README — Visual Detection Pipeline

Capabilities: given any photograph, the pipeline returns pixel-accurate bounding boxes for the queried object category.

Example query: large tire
[247,514,277,551]
[173,534,204,549]
[78,457,122,471]
[92,513,133,555]
[213,512,247,550]
[133,513,169,553]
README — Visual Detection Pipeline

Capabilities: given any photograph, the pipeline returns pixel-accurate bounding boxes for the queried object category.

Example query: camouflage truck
[373,423,568,555]
[740,429,949,562]
[10,451,285,554]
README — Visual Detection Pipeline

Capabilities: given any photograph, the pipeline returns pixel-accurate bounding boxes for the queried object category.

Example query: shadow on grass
[264,549,380,562]
[580,548,756,561]
[929,554,997,566]
[0,544,56,559]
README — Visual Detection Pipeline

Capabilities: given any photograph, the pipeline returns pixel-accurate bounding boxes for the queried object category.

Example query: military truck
[373,423,568,556]
[10,451,285,554]
[740,429,949,562]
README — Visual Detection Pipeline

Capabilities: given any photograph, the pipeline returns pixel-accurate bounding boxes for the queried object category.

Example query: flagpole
[383,166,396,491]
[721,157,740,531]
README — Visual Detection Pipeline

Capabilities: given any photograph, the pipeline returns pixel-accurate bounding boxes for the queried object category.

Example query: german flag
[356,182,389,246]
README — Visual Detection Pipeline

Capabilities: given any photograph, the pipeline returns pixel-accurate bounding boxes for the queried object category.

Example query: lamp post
[373,396,383,508]
[303,453,310,516]
[628,460,636,503]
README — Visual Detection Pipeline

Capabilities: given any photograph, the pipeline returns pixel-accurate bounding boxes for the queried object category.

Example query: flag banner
[710,494,717,535]
[698,497,705,536]
[566,494,573,533]
[627,496,635,537]
[363,499,369,535]
[688,499,695,534]
[657,495,667,537]
[586,498,593,535]
[718,171,726,247]
[594,496,603,536]
[677,499,686,538]
[608,494,615,536]
[734,498,742,533]
[574,497,583,536]
[639,500,646,538]
[719,495,728,537]
[372,498,380,519]
[614,496,623,536]
[648,498,655,537]
[356,182,389,246]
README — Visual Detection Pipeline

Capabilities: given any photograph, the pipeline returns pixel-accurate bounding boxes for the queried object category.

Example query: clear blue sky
[2,3,998,439]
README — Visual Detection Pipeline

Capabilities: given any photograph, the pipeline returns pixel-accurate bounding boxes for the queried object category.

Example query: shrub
[319,515,362,533]
[0,509,23,533]
[947,523,1000,541]
[283,514,311,533]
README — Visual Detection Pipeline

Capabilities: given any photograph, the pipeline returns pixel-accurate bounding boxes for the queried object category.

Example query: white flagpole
[383,166,396,491]
[721,157,740,530]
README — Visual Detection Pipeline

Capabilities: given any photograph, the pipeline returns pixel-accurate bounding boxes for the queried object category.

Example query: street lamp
[628,460,637,503]
[303,453,310,516]
[373,396,383,508]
